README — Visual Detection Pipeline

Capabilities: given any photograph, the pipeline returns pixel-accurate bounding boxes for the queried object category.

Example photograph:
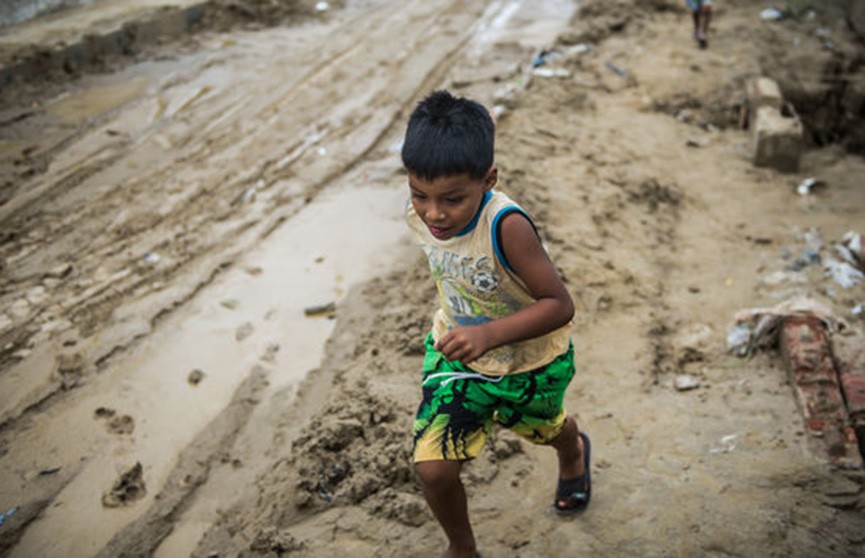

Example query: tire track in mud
[0,0,486,427]
[0,0,530,555]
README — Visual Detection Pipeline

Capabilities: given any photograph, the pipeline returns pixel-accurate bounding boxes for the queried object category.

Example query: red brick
[779,316,862,468]
[831,331,865,459]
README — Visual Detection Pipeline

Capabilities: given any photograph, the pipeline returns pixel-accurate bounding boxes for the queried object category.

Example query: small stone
[675,374,701,391]
[188,369,205,386]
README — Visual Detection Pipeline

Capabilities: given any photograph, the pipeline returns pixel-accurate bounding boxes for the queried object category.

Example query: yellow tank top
[406,190,572,375]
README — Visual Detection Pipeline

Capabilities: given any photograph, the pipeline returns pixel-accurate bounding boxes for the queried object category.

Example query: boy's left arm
[434,212,574,363]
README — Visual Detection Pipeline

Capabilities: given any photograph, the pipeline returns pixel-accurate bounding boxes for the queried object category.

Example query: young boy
[686,0,713,49]
[402,90,591,557]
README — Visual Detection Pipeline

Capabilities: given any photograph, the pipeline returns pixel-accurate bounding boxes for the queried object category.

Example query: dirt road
[1,0,864,556]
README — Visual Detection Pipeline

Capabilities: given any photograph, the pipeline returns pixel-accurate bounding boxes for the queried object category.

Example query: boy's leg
[415,460,477,558]
[548,415,585,491]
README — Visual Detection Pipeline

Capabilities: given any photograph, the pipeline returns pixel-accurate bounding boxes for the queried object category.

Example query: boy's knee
[415,460,462,490]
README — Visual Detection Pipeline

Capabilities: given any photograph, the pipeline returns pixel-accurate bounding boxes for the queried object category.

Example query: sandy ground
[1,0,865,556]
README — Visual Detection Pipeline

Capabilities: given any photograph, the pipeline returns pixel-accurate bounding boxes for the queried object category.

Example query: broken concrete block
[752,104,803,173]
[745,77,784,129]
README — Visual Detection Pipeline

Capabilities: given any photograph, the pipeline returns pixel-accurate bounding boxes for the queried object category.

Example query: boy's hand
[435,326,491,364]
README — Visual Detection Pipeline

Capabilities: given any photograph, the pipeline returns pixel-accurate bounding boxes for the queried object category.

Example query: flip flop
[554,431,591,515]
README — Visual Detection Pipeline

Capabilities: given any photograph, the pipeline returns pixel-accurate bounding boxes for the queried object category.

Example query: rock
[752,104,803,173]
[675,374,701,391]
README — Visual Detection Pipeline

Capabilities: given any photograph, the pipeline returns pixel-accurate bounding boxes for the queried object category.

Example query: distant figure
[687,0,713,48]
[402,90,590,558]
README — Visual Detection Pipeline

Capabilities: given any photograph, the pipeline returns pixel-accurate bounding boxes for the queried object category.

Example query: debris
[142,252,160,265]
[188,369,205,386]
[315,1,329,12]
[532,49,560,67]
[796,177,824,195]
[605,61,627,77]
[709,434,738,454]
[727,297,843,357]
[841,231,864,268]
[38,467,61,476]
[532,67,571,78]
[853,303,864,316]
[726,323,751,357]
[0,507,17,526]
[760,7,786,21]
[674,374,701,391]
[304,302,336,318]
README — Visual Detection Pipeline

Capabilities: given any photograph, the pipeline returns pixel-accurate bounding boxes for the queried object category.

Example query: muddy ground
[1,0,865,556]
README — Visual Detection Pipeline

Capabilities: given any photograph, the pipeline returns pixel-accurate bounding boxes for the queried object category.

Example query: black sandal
[554,432,591,515]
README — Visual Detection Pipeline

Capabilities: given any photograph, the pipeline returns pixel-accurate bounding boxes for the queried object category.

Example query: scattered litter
[853,303,864,316]
[0,507,17,526]
[840,231,864,268]
[532,49,560,67]
[815,28,832,38]
[39,467,61,476]
[532,67,571,78]
[315,1,329,12]
[709,434,738,454]
[605,61,627,77]
[727,297,843,357]
[759,7,786,21]
[304,301,336,318]
[674,374,701,391]
[316,147,327,156]
[796,177,824,195]
[726,323,752,357]
[566,43,592,56]
[824,258,864,288]
[142,252,160,265]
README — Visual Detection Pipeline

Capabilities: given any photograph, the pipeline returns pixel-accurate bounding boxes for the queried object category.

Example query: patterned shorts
[413,334,575,462]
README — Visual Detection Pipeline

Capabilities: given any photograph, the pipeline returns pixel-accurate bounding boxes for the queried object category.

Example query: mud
[1,0,865,557]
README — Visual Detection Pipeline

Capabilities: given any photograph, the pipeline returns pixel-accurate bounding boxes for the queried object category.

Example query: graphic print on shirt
[423,244,518,327]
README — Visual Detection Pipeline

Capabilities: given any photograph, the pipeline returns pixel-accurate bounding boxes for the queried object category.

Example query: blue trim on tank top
[455,190,492,237]
[492,206,529,273]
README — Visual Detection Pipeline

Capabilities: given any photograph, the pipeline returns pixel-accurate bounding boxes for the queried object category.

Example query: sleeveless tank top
[406,190,572,375]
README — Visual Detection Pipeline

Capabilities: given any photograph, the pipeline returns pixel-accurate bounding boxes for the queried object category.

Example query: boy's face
[408,168,497,241]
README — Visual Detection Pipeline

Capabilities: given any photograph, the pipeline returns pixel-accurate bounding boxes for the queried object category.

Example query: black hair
[401,90,495,181]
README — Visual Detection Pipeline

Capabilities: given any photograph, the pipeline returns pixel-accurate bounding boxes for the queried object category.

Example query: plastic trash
[824,258,864,288]
[532,68,571,78]
[760,7,786,20]
[315,1,329,12]
[0,507,17,526]
[143,252,160,265]
[726,323,751,356]
[709,434,738,454]
[797,177,824,195]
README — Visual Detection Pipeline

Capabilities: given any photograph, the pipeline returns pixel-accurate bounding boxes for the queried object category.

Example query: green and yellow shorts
[413,333,575,463]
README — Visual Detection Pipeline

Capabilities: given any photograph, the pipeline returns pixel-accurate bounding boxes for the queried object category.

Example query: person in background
[687,0,713,49]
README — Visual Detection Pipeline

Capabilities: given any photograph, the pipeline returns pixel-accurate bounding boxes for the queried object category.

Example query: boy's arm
[434,212,575,364]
